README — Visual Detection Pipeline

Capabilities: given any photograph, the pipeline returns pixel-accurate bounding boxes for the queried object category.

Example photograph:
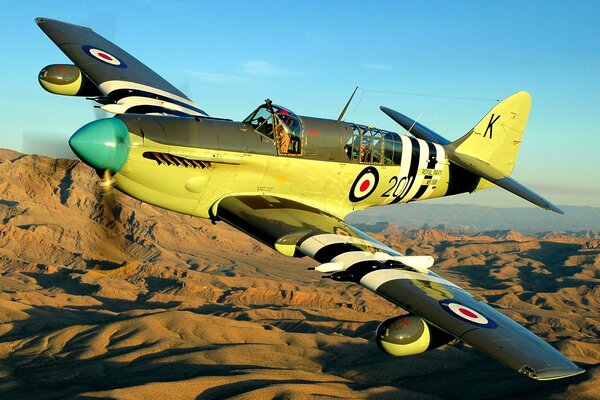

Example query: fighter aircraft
[36,17,584,381]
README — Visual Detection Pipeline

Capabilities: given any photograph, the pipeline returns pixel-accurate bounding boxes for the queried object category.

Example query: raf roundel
[349,167,379,202]
[82,45,127,68]
[439,299,497,329]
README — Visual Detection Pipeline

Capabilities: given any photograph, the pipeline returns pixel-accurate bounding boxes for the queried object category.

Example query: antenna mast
[336,86,359,123]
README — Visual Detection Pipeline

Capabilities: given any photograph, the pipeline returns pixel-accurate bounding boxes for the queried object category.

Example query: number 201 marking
[381,176,410,198]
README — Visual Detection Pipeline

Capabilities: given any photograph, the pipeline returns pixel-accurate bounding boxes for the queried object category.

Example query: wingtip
[547,203,564,215]
[35,17,91,31]
[380,106,410,125]
[380,106,399,119]
[529,366,585,381]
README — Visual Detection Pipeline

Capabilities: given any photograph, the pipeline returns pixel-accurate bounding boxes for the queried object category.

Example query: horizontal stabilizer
[450,153,563,214]
[496,177,563,214]
[381,106,451,145]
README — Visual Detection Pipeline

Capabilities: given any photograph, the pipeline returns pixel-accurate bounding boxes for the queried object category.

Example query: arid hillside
[0,150,598,400]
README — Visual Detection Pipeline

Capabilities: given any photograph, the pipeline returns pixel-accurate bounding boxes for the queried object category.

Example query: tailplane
[382,92,563,214]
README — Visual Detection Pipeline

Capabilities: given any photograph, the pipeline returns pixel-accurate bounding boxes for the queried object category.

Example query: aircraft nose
[69,118,130,172]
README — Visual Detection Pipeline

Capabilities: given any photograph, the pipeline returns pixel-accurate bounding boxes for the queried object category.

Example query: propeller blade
[98,169,117,222]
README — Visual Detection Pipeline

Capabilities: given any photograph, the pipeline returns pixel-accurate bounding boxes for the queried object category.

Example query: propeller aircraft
[36,18,584,381]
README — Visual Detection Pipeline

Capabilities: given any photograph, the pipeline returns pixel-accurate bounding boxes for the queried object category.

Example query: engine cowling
[376,314,454,356]
[38,64,101,96]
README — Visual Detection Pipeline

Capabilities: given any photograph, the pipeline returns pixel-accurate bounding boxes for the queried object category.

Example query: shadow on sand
[0,298,594,400]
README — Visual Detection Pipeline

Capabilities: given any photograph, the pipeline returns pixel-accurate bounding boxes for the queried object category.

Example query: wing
[214,195,585,380]
[36,17,208,117]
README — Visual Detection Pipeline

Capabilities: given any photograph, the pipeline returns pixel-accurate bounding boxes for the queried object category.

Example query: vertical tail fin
[447,91,531,177]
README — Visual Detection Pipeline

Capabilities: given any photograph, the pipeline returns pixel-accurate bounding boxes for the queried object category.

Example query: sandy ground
[0,151,598,399]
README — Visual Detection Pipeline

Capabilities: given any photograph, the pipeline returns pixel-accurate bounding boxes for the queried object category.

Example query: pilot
[277,108,291,125]
[277,125,291,154]
[276,110,291,154]
[360,142,370,162]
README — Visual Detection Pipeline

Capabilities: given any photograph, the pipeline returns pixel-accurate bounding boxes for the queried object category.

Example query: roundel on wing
[439,299,497,329]
[82,45,128,68]
[349,167,379,202]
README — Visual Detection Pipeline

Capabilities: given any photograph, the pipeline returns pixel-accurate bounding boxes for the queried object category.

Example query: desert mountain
[347,201,600,234]
[0,150,598,399]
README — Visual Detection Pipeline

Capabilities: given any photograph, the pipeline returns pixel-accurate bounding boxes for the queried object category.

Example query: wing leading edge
[214,195,584,380]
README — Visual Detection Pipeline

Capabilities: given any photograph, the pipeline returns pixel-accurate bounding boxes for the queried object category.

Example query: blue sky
[1,1,599,207]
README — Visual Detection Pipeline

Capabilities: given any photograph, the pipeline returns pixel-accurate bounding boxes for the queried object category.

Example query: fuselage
[107,103,486,222]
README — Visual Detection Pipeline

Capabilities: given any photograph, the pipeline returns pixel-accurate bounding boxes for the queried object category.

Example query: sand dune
[0,151,598,399]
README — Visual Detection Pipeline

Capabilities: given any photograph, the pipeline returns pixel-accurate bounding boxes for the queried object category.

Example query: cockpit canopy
[244,101,303,155]
[346,124,402,165]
